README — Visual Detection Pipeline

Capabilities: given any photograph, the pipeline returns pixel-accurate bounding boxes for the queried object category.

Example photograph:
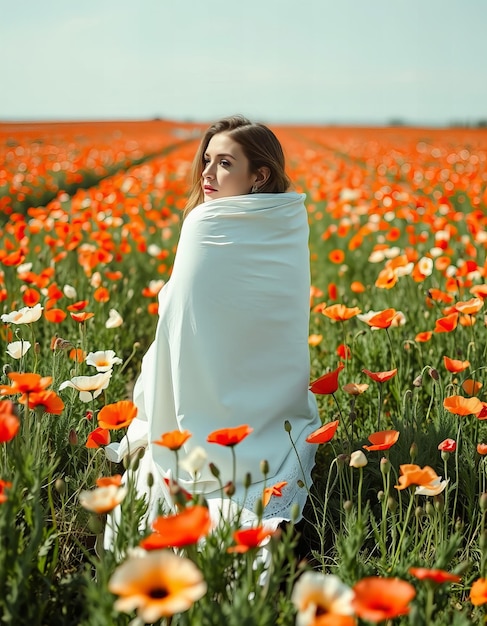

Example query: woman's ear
[254,166,271,186]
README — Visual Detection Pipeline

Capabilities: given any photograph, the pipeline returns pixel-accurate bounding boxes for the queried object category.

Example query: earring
[251,184,259,193]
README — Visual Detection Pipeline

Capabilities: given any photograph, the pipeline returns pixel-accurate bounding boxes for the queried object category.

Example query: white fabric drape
[106,192,320,526]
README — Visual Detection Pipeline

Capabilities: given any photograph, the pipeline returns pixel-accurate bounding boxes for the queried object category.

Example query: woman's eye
[220,160,231,167]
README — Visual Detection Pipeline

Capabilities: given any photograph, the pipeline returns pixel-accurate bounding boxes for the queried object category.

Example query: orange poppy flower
[70,311,95,323]
[153,429,192,451]
[351,280,366,293]
[0,400,20,443]
[86,427,110,448]
[462,379,482,396]
[470,284,487,300]
[375,267,398,289]
[322,304,361,322]
[352,577,415,622]
[427,288,453,304]
[470,578,487,606]
[0,479,12,504]
[434,312,459,333]
[21,390,64,414]
[362,368,397,383]
[443,395,483,416]
[342,382,369,395]
[96,474,123,487]
[308,334,323,347]
[363,430,399,452]
[0,372,52,396]
[455,297,483,315]
[306,420,339,445]
[93,286,110,303]
[415,331,433,342]
[97,400,138,430]
[141,505,211,550]
[365,308,397,329]
[328,249,345,264]
[207,424,253,447]
[309,363,345,395]
[395,464,440,491]
[409,567,460,584]
[69,348,86,362]
[227,526,275,553]
[477,444,487,455]
[262,481,287,507]
[443,356,470,373]
[44,308,67,323]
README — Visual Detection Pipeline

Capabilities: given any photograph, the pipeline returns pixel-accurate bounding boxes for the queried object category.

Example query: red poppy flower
[67,300,88,312]
[336,343,352,360]
[470,578,487,606]
[0,400,20,443]
[438,438,456,453]
[352,576,415,622]
[1,372,52,396]
[141,505,211,550]
[477,444,487,455]
[415,331,433,343]
[153,429,192,451]
[309,363,345,395]
[434,312,459,333]
[21,390,64,414]
[227,526,275,553]
[409,567,460,584]
[86,427,110,449]
[0,479,12,504]
[96,474,123,487]
[207,424,253,447]
[306,420,339,444]
[362,368,397,383]
[363,430,399,452]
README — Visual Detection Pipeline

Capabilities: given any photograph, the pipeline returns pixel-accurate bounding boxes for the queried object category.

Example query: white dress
[106,192,320,535]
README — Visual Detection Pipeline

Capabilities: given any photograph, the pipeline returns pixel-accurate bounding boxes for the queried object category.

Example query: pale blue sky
[1,0,486,125]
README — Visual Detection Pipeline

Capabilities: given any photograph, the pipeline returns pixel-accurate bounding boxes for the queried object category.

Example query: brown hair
[184,115,291,216]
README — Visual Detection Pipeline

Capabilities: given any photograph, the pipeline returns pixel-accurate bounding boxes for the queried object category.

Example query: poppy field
[1,119,487,625]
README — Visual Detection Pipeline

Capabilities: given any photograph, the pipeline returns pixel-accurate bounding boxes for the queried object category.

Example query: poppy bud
[343,500,353,514]
[434,494,445,513]
[350,450,368,468]
[377,490,385,502]
[425,501,435,517]
[413,374,423,388]
[260,460,269,476]
[284,420,292,433]
[224,481,235,497]
[209,462,220,478]
[146,472,154,488]
[455,519,464,532]
[297,479,305,488]
[429,367,439,381]
[480,493,487,512]
[55,478,66,495]
[380,457,391,475]
[254,498,264,518]
[88,514,104,534]
[68,429,78,446]
[244,472,252,489]
[409,442,418,462]
[415,506,424,520]
[337,454,350,470]
[387,497,397,513]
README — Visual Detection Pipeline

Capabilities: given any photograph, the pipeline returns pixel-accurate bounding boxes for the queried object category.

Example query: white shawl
[107,192,320,523]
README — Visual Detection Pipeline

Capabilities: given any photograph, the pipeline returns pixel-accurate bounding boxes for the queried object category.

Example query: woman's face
[201,132,257,201]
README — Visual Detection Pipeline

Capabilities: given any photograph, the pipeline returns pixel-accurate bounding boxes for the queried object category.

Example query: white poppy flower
[85,350,123,372]
[59,370,112,403]
[350,450,368,468]
[6,340,32,359]
[415,477,449,497]
[63,284,77,299]
[1,303,43,324]
[105,309,123,329]
[292,572,355,626]
[79,485,127,514]
[179,446,208,478]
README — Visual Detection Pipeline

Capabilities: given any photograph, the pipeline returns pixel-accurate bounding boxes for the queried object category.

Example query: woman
[106,115,320,534]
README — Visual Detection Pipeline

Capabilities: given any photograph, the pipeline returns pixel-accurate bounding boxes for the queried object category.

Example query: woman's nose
[202,162,214,179]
